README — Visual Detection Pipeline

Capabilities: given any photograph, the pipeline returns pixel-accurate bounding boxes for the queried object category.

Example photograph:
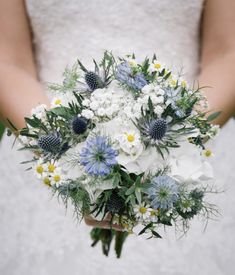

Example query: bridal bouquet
[13,52,220,258]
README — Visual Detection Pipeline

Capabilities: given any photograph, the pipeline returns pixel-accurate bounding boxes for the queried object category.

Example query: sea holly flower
[147,175,179,210]
[80,136,118,176]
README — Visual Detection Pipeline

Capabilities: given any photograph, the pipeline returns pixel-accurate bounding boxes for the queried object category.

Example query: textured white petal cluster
[81,81,132,121]
[31,104,47,120]
[168,142,214,186]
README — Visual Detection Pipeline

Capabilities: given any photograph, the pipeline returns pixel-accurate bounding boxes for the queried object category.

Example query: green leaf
[24,117,41,128]
[135,188,142,204]
[125,184,135,196]
[163,71,171,80]
[207,111,221,122]
[6,119,18,131]
[0,122,5,141]
[77,59,88,73]
[138,222,153,235]
[151,230,162,238]
[115,231,128,258]
[50,107,70,117]
[112,174,120,188]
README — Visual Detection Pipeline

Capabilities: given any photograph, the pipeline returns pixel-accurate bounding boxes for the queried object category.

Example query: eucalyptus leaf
[207,111,221,122]
[125,184,135,196]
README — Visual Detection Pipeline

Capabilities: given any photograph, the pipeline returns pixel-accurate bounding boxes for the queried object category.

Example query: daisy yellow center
[150,210,157,216]
[170,79,177,86]
[127,134,135,142]
[139,207,147,214]
[129,60,137,67]
[43,177,51,186]
[53,175,61,182]
[154,63,161,69]
[181,80,187,88]
[36,165,44,174]
[48,164,56,173]
[204,149,212,157]
[54,99,62,105]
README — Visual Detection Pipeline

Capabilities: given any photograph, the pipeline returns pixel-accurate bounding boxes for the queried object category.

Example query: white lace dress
[1,1,235,274]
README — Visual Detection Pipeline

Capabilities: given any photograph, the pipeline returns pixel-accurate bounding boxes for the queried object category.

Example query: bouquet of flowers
[12,52,220,258]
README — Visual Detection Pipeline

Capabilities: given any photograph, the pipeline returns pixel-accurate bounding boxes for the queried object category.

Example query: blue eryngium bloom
[147,175,178,209]
[116,62,147,90]
[164,87,186,118]
[80,136,118,176]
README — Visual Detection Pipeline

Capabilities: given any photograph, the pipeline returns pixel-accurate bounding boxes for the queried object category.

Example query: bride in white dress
[1,0,235,274]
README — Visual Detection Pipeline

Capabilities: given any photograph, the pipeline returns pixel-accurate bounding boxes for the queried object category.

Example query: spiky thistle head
[77,51,114,92]
[106,191,125,214]
[85,71,104,91]
[38,134,61,153]
[149,118,168,140]
[72,116,88,135]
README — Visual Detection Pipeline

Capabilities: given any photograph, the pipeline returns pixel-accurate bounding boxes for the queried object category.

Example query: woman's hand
[84,214,124,231]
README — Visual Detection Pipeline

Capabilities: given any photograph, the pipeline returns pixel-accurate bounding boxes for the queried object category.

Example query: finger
[84,217,124,231]
[84,213,112,222]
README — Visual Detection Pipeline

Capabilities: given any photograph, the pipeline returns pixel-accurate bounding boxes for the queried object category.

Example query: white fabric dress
[1,1,235,274]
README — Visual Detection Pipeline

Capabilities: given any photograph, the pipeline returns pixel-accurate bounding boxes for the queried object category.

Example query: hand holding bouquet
[13,52,220,258]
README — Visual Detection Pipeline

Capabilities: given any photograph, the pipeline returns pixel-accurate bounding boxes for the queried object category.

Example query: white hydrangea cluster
[140,84,165,115]
[31,104,47,120]
[81,83,132,121]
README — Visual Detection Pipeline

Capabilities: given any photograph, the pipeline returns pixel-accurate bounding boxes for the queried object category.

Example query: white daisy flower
[51,97,64,108]
[50,168,65,187]
[46,160,60,173]
[180,79,188,88]
[134,204,151,221]
[42,176,52,187]
[128,58,137,67]
[149,61,163,73]
[116,129,142,155]
[148,208,159,222]
[34,159,48,179]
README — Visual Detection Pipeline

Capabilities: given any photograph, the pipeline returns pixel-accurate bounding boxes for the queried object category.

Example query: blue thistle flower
[147,175,178,209]
[164,87,186,118]
[133,73,148,90]
[149,118,168,140]
[80,136,118,176]
[115,62,147,90]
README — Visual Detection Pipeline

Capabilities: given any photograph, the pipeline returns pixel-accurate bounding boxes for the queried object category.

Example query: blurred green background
[0,122,5,142]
